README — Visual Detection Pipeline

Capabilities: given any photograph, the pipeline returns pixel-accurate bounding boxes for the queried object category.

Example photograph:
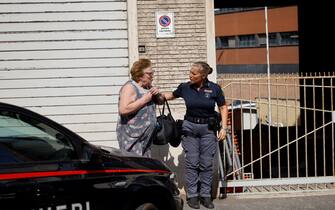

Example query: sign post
[156,12,175,38]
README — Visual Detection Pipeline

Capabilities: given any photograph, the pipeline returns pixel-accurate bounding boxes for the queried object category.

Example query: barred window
[280,32,299,45]
[238,35,256,47]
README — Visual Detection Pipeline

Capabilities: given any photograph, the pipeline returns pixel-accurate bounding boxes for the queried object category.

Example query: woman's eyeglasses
[144,71,154,76]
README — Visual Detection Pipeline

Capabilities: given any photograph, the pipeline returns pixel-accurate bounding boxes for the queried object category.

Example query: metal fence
[219,73,335,194]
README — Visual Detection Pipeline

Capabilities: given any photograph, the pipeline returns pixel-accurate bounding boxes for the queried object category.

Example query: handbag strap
[127,138,141,152]
[157,98,172,117]
[126,126,148,152]
[158,103,162,115]
[161,98,172,115]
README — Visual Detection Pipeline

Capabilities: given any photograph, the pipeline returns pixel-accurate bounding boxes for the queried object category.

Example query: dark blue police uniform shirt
[172,79,225,118]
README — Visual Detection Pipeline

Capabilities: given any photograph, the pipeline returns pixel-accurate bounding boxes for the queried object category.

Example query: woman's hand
[217,127,227,141]
[142,91,154,104]
[161,92,175,100]
[142,86,164,104]
[149,87,160,96]
[119,84,159,115]
[142,87,160,103]
[218,105,228,141]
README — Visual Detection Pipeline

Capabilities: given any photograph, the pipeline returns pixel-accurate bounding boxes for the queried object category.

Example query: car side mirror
[81,143,102,164]
[89,151,102,164]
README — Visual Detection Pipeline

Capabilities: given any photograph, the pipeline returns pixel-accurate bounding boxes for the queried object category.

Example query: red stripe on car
[0,169,171,180]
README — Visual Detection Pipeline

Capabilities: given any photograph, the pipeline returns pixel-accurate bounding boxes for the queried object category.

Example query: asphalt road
[182,191,335,210]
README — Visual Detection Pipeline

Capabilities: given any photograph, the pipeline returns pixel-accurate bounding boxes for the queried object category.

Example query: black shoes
[187,197,200,209]
[187,196,215,209]
[200,197,215,209]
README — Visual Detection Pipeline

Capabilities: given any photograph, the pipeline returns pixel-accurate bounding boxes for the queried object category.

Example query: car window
[0,110,77,164]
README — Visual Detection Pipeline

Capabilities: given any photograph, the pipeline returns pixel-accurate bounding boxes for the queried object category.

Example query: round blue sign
[159,15,171,27]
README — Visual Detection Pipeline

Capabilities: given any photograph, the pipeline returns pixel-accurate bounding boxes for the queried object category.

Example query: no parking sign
[156,12,175,38]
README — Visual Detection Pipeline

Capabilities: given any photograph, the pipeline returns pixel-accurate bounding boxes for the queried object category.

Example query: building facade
[215,6,299,74]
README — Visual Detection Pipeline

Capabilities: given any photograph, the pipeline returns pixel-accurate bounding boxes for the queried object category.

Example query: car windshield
[0,114,53,138]
[0,110,75,163]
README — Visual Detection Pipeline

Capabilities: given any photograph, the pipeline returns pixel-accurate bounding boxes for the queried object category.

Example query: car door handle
[0,192,16,200]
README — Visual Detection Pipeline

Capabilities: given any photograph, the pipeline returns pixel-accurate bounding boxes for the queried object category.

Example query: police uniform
[173,79,225,199]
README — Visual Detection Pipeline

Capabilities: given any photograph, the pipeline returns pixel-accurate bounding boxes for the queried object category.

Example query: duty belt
[184,116,209,124]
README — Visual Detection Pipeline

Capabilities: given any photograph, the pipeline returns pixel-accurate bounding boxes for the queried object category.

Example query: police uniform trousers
[182,120,217,198]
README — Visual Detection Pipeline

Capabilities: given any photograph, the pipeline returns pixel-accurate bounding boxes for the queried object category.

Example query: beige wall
[218,73,300,102]
[137,0,214,115]
[218,73,301,128]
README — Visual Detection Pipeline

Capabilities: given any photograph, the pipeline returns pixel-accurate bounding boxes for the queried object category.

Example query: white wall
[0,0,129,147]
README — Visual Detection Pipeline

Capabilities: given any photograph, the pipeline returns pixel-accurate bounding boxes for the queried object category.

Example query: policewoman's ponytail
[193,61,213,76]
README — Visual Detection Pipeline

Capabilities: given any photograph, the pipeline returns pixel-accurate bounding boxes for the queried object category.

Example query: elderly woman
[163,62,228,209]
[116,58,162,157]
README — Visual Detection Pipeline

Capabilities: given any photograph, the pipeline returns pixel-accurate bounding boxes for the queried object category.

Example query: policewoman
[163,62,228,209]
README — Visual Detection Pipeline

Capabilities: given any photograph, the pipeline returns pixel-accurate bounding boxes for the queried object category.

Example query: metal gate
[219,73,335,194]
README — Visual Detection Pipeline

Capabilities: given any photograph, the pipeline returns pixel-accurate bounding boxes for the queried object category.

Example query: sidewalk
[182,191,335,210]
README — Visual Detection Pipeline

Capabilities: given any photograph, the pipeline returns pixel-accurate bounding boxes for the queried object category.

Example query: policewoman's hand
[149,87,160,96]
[218,128,226,141]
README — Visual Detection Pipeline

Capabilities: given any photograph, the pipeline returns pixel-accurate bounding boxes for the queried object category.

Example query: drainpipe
[265,6,272,125]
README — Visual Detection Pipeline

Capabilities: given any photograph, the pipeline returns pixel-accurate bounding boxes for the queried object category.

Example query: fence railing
[220,73,335,193]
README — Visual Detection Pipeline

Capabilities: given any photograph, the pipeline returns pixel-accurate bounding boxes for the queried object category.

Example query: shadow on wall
[152,144,221,199]
[151,144,186,192]
[212,151,220,198]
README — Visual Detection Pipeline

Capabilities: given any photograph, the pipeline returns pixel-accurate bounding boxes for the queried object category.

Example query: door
[0,106,89,209]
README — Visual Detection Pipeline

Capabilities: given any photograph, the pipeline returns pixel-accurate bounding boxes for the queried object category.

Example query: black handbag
[169,119,183,147]
[153,99,178,145]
